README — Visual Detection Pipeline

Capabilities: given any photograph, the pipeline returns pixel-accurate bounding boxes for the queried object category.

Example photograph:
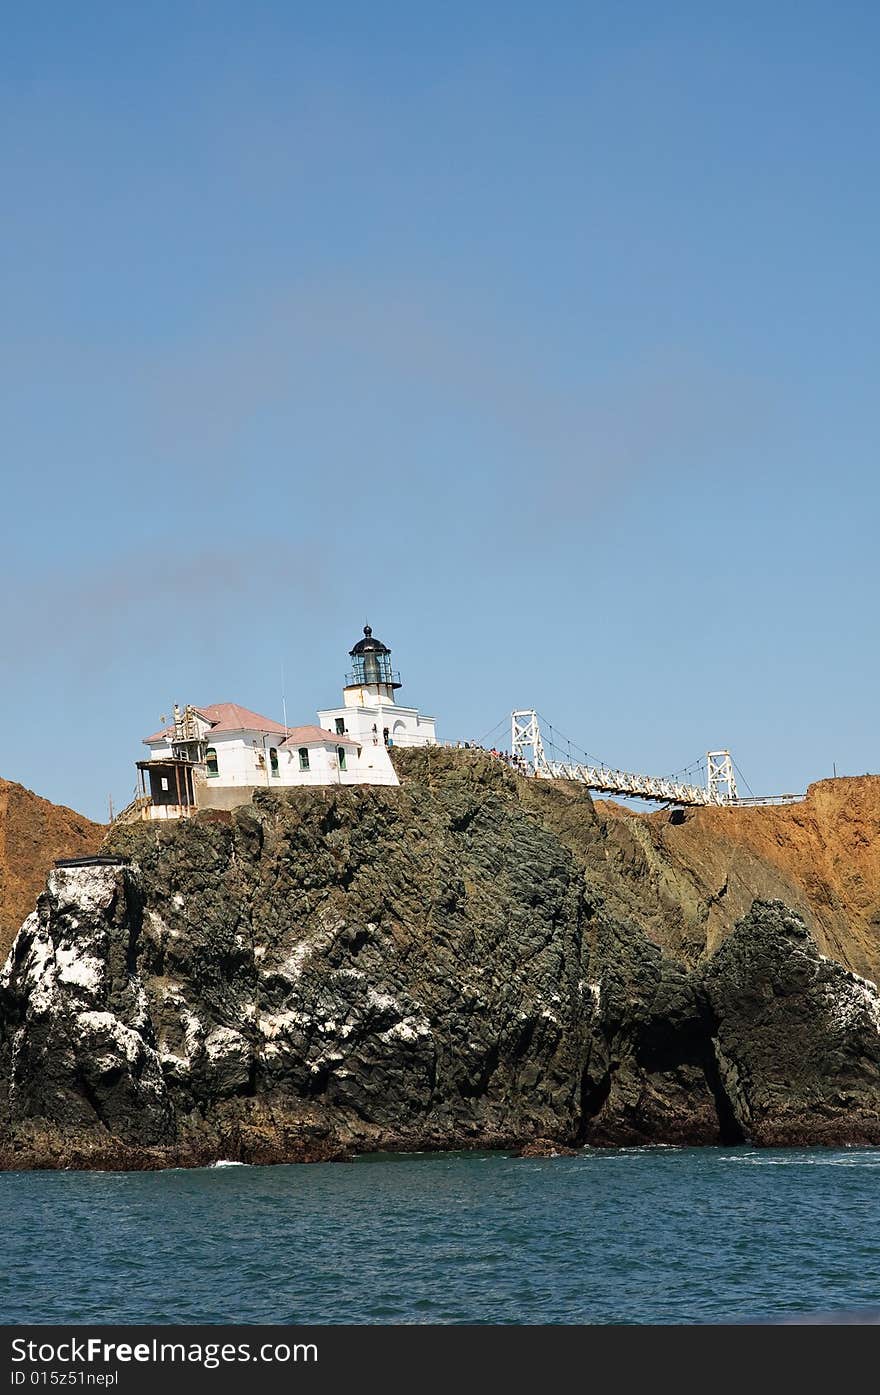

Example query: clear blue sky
[2,2,878,820]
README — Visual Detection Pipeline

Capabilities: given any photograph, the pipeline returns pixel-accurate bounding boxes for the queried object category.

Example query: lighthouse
[134,623,438,819]
[345,625,401,705]
[318,625,437,749]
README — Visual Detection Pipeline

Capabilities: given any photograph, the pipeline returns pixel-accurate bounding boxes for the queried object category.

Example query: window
[206,747,219,778]
[337,746,347,772]
[269,747,279,777]
[335,718,346,735]
[298,747,310,771]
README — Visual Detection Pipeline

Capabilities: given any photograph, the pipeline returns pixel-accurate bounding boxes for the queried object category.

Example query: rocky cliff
[0,750,877,1170]
[0,777,105,959]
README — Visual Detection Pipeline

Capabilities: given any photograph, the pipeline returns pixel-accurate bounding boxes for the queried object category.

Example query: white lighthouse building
[131,625,436,820]
[318,625,436,751]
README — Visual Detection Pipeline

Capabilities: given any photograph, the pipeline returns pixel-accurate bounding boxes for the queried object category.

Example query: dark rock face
[704,900,880,1146]
[580,914,733,1147]
[0,866,174,1166]
[0,752,878,1169]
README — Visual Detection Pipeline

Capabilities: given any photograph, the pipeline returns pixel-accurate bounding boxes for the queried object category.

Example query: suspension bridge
[483,710,803,809]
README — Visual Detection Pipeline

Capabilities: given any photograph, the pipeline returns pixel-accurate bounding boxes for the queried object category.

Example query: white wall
[319,702,436,748]
[145,802,187,821]
[275,741,337,787]
[341,681,397,709]
[144,739,173,760]
[204,731,274,787]
[200,731,400,789]
[145,727,399,793]
[276,738,398,787]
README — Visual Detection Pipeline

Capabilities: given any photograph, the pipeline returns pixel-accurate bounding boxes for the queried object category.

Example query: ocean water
[4,1147,880,1325]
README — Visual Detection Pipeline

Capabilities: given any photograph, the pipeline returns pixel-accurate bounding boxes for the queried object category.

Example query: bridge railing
[539,759,715,807]
[727,793,804,806]
[111,792,152,825]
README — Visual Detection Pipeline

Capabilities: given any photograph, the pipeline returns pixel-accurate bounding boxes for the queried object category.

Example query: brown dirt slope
[594,776,880,981]
[0,778,105,959]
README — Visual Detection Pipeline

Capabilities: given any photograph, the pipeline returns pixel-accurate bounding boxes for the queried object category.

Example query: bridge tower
[511,710,549,774]
[707,750,737,803]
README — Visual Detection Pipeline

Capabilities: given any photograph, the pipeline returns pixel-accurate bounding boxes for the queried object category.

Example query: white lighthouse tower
[318,625,437,749]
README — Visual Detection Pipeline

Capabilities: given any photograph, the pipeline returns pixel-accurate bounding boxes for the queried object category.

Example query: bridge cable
[665,758,705,782]
[732,759,756,798]
[531,715,716,800]
[534,712,609,769]
[477,715,509,747]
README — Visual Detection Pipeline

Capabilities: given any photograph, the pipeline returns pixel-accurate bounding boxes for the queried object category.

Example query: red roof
[144,703,291,745]
[280,725,360,748]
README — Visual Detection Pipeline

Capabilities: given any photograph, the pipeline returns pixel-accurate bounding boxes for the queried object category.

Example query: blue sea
[5,1147,880,1325]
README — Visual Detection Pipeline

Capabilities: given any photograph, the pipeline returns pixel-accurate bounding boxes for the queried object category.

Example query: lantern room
[344,625,402,697]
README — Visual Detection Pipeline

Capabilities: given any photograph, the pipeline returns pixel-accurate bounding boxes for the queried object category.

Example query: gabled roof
[199,703,291,736]
[280,725,360,749]
[144,702,290,745]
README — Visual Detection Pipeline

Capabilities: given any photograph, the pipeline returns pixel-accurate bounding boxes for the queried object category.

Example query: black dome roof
[350,624,391,656]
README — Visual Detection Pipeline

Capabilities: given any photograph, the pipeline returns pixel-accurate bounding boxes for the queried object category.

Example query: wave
[719,1154,880,1166]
